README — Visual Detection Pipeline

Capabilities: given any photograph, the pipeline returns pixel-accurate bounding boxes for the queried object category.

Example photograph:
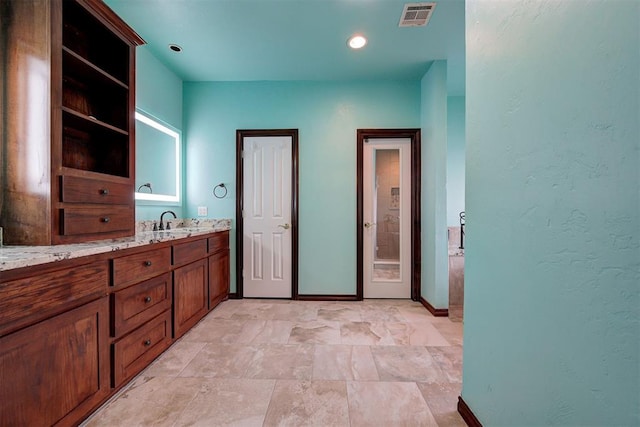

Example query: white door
[243,136,292,298]
[363,138,411,298]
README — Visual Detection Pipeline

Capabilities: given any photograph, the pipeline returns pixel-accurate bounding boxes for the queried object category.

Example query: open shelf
[62,110,130,178]
[63,0,130,84]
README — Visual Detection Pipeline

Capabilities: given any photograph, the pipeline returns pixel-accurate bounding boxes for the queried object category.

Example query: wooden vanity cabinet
[0,230,230,424]
[1,0,144,245]
[208,231,230,310]
[0,291,110,427]
[173,239,209,338]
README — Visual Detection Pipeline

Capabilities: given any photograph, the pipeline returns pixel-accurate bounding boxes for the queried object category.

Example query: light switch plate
[197,206,208,216]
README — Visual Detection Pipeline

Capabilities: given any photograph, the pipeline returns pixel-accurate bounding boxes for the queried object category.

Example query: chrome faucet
[159,210,177,230]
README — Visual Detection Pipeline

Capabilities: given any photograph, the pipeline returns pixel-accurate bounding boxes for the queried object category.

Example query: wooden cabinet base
[0,298,110,427]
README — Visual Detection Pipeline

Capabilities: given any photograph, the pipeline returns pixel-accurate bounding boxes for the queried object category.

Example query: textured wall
[135,47,184,220]
[183,80,420,294]
[463,0,639,425]
[420,61,450,309]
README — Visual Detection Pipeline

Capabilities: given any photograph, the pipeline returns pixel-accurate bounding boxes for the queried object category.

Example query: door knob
[364,222,376,229]
[278,223,291,230]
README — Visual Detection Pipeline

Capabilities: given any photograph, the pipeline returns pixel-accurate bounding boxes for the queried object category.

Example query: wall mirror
[134,110,181,203]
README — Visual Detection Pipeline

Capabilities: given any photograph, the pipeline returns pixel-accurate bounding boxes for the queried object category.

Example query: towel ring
[213,183,227,199]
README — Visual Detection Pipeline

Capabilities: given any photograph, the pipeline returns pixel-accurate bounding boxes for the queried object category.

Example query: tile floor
[84,299,465,427]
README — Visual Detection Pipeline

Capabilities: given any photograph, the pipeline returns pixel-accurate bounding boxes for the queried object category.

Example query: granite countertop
[0,218,231,272]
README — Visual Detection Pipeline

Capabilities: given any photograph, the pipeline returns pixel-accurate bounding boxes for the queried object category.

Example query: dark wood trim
[297,294,359,302]
[420,297,449,317]
[458,396,483,427]
[356,129,421,301]
[227,292,240,300]
[77,0,145,46]
[236,129,299,300]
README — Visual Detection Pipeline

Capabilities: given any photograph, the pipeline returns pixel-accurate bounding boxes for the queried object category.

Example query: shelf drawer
[60,175,132,204]
[112,273,171,338]
[0,261,108,336]
[112,247,171,289]
[208,231,229,254]
[112,310,172,387]
[60,206,133,236]
[173,238,208,267]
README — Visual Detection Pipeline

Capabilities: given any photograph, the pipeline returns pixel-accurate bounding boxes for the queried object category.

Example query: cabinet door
[208,250,230,310]
[0,297,109,426]
[173,259,208,338]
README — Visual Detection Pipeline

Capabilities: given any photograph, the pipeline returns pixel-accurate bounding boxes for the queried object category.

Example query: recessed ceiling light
[347,34,367,50]
[169,44,183,53]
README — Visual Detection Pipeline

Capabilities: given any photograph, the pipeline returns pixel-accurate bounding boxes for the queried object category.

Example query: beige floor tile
[417,382,466,427]
[235,319,294,344]
[360,305,407,322]
[312,345,379,381]
[263,380,350,427]
[84,377,205,427]
[85,299,464,425]
[174,378,275,427]
[245,344,314,380]
[181,318,246,344]
[371,345,447,383]
[229,302,278,320]
[387,321,451,346]
[339,321,395,345]
[205,299,241,319]
[427,345,463,383]
[432,320,464,346]
[397,304,440,323]
[347,381,438,426]
[179,343,257,378]
[288,320,341,344]
[270,302,319,321]
[317,305,362,322]
[143,340,207,377]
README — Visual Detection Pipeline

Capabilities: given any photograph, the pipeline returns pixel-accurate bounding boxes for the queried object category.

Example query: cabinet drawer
[112,273,172,337]
[208,231,229,254]
[0,261,108,336]
[173,238,208,267]
[112,247,171,289]
[60,175,132,204]
[112,310,172,387]
[61,206,133,236]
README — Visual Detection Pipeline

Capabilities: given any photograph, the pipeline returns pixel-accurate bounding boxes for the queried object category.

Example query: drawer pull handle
[101,217,110,223]
[144,260,152,267]
[100,188,109,195]
[144,296,152,303]
[144,339,151,346]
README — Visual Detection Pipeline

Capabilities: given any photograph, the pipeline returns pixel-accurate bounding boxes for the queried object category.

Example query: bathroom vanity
[0,225,230,426]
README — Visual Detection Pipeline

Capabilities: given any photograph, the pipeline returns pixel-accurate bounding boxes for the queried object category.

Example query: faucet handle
[152,221,158,231]
[166,221,171,230]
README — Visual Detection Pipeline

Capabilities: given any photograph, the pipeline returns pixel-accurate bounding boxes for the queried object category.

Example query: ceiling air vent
[399,2,436,27]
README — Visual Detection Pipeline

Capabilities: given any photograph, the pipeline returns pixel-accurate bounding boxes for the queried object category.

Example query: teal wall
[183,80,420,294]
[446,96,465,227]
[420,61,449,308]
[463,0,639,425]
[135,47,184,220]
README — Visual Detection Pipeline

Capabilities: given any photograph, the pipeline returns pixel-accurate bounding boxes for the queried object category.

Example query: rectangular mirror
[134,110,181,203]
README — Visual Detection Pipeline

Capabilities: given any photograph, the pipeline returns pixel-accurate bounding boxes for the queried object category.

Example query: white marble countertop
[0,219,231,272]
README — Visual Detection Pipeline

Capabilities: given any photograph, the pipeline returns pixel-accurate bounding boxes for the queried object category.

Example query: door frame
[357,129,421,301]
[236,129,299,299]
